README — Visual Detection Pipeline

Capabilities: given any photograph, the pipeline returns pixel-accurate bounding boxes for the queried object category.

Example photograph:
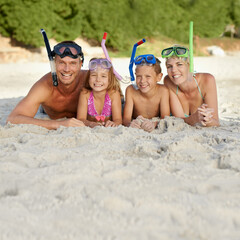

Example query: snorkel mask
[161,21,195,81]
[134,54,156,65]
[161,46,189,58]
[40,30,85,87]
[52,42,84,63]
[129,38,146,88]
[89,58,112,71]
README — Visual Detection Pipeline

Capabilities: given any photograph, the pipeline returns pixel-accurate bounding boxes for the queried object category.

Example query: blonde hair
[85,58,123,98]
[165,44,190,65]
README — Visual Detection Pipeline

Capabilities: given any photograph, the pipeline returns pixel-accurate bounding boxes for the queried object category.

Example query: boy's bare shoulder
[125,84,140,95]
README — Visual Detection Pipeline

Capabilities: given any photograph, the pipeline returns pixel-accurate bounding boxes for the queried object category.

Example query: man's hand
[59,118,85,127]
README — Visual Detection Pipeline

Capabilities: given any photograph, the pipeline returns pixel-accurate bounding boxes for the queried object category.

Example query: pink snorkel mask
[89,58,112,71]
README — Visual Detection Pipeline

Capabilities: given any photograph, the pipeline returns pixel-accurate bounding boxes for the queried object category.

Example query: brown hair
[135,56,162,75]
[84,58,123,98]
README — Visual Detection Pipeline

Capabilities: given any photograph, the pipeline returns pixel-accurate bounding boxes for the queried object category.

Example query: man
[7,41,88,129]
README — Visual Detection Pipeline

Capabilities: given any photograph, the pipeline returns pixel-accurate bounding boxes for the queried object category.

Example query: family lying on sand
[6,40,219,132]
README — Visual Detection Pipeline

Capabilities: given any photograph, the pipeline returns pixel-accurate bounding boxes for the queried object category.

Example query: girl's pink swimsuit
[87,91,112,121]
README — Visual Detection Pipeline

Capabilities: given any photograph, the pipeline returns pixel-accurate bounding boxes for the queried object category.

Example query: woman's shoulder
[197,73,216,86]
[163,75,177,92]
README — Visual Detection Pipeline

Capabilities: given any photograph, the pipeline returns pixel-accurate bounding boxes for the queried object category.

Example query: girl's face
[166,57,189,85]
[135,65,162,93]
[89,67,109,92]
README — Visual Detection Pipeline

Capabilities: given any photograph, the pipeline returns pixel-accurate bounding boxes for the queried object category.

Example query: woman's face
[166,57,189,85]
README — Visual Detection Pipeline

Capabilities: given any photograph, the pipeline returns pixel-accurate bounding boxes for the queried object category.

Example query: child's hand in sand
[197,104,214,126]
[140,119,156,132]
[105,120,117,127]
[130,117,142,129]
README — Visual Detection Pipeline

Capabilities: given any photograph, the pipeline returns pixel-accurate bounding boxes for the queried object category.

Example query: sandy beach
[0,55,240,240]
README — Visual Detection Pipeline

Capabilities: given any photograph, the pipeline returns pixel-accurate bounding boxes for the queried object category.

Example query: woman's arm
[164,76,186,118]
[201,74,219,126]
[160,86,170,118]
[185,74,219,127]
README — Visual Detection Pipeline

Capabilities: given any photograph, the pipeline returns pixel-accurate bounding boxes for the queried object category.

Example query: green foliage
[0,0,238,51]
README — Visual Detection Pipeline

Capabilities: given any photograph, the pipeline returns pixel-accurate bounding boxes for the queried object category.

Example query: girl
[162,45,219,126]
[77,58,123,128]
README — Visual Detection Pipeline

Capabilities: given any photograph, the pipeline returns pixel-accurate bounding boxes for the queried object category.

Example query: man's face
[55,55,82,86]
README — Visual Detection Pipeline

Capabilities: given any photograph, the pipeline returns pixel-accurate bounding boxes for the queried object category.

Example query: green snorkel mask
[161,46,189,58]
[161,21,194,80]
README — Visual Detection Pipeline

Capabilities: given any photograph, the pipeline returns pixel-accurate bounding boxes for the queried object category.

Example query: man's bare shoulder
[27,72,54,101]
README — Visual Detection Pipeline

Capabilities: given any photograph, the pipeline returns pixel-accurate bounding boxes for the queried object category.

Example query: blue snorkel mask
[134,54,156,65]
[129,39,146,88]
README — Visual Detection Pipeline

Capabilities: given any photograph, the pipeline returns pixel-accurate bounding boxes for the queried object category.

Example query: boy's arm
[123,86,134,127]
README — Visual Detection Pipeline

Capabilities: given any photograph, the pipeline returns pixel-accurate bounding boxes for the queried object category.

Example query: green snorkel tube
[189,21,194,75]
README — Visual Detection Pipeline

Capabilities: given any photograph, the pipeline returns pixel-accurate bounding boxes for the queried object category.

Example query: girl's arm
[77,89,102,128]
[123,86,134,127]
[106,90,122,127]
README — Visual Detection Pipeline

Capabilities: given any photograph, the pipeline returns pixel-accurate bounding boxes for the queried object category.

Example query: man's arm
[7,77,84,130]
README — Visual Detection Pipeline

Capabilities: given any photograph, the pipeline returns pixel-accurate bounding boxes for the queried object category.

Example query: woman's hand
[197,104,214,126]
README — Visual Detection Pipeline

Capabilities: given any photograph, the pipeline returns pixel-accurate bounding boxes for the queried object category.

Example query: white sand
[0,56,240,240]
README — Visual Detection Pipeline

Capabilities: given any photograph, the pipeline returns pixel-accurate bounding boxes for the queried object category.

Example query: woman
[162,45,219,127]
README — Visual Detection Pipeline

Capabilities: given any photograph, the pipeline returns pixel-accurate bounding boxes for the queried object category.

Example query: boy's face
[135,65,162,93]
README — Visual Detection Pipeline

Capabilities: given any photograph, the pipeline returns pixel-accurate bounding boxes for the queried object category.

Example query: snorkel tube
[101,32,122,81]
[40,29,58,87]
[129,39,146,83]
[189,21,194,74]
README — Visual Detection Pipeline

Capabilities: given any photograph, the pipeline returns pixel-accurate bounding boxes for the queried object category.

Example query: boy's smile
[135,65,162,93]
